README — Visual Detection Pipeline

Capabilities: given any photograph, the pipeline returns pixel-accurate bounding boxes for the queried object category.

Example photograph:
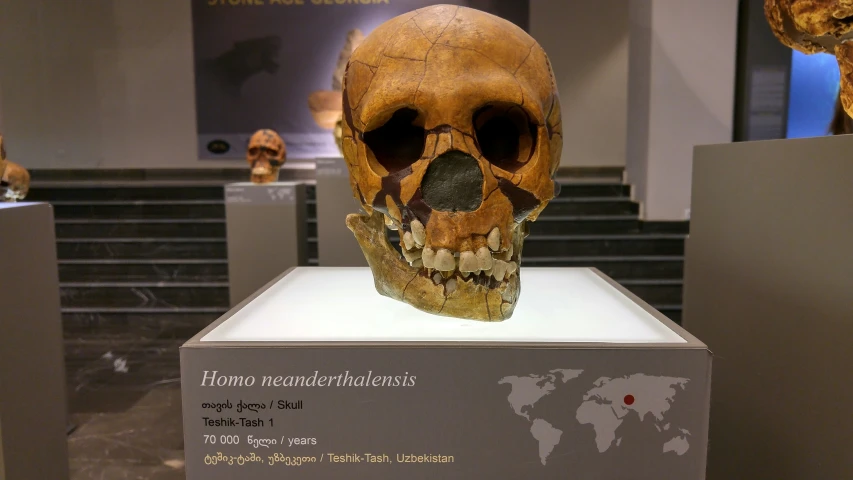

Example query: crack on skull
[381,53,428,63]
[410,18,435,45]
[402,270,419,300]
[514,43,537,75]
[431,43,525,100]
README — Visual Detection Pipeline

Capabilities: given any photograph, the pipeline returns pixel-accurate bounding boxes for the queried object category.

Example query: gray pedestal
[0,202,69,480]
[315,157,367,266]
[225,182,306,307]
[683,135,853,479]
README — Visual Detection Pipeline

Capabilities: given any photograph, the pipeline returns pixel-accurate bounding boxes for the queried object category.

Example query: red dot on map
[623,395,635,405]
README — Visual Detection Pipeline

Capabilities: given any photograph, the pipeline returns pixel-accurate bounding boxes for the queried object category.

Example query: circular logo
[207,140,231,155]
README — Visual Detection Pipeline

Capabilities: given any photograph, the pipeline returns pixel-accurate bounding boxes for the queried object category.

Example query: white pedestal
[181,267,711,479]
[0,202,69,480]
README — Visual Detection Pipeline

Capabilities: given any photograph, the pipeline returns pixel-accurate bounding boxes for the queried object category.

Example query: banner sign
[191,0,529,160]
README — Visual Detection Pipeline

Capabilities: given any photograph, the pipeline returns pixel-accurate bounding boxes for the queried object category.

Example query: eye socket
[363,108,425,174]
[473,103,537,173]
[248,147,260,156]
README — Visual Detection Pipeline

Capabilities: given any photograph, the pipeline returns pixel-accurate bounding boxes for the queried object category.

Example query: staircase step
[56,238,227,260]
[58,260,228,282]
[521,256,684,279]
[523,234,685,257]
[55,219,225,238]
[542,197,638,215]
[62,311,222,337]
[640,221,690,234]
[60,282,229,309]
[51,200,225,219]
[616,279,684,306]
[556,184,630,198]
[27,186,224,202]
[529,215,640,234]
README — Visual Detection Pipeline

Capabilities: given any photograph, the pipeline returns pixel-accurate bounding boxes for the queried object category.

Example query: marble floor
[66,338,187,479]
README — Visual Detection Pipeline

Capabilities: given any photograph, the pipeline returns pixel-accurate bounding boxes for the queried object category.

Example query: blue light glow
[786,51,840,138]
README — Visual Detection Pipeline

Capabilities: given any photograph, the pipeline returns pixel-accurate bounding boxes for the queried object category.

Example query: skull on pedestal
[341,5,562,321]
[246,129,286,184]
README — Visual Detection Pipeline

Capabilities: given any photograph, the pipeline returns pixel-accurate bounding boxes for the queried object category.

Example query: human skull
[0,135,29,202]
[765,0,853,116]
[341,5,562,321]
[1,160,30,202]
[247,129,286,184]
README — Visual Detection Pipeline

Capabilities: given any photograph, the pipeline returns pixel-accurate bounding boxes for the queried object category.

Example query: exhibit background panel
[191,0,529,160]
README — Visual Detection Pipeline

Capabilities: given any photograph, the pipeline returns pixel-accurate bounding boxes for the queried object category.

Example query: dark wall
[732,0,792,141]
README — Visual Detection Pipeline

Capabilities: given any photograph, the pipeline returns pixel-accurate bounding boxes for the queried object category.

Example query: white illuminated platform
[201,267,685,344]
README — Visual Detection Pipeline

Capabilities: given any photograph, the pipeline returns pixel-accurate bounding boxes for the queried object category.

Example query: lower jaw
[346,211,520,322]
[250,171,278,184]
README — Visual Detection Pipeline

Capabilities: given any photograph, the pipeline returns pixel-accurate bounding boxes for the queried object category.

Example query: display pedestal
[225,182,306,307]
[181,267,711,479]
[0,202,69,480]
[314,157,366,266]
[683,135,853,479]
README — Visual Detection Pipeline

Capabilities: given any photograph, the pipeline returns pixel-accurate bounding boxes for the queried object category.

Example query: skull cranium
[341,5,562,321]
[0,135,29,202]
[765,0,853,116]
[247,129,286,184]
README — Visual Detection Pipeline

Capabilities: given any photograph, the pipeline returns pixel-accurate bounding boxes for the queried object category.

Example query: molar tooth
[434,248,456,271]
[487,227,501,251]
[476,246,493,271]
[384,215,398,230]
[432,272,443,285]
[445,278,457,295]
[458,251,479,272]
[460,271,471,278]
[497,244,514,261]
[403,231,415,251]
[402,248,422,262]
[410,259,423,268]
[422,247,436,269]
[410,219,426,246]
[492,260,508,281]
[507,261,518,275]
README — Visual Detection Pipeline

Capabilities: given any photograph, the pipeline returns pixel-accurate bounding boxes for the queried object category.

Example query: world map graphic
[498,369,691,465]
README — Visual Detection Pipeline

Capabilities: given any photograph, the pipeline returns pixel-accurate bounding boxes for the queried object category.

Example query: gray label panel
[315,158,347,178]
[181,347,709,479]
[225,185,296,205]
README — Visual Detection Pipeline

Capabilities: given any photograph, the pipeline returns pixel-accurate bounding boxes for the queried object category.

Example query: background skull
[246,129,286,184]
[765,0,853,116]
[341,5,562,321]
[1,161,30,202]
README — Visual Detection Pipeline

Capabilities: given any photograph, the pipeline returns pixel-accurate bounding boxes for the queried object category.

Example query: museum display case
[0,203,69,479]
[224,182,307,306]
[181,266,710,479]
[683,133,853,479]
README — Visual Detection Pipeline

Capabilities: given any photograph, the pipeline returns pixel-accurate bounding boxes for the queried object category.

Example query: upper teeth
[401,242,517,283]
[411,219,426,247]
[487,227,500,251]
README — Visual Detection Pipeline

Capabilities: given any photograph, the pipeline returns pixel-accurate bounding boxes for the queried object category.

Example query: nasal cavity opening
[421,151,484,213]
